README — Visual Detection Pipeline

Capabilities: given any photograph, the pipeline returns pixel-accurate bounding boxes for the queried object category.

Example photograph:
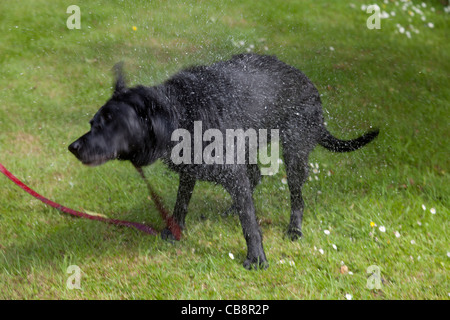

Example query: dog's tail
[319,128,379,152]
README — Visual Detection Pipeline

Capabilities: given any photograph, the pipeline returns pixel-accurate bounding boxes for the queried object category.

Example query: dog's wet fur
[69,54,379,269]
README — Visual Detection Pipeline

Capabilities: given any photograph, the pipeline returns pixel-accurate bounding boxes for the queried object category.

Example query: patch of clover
[356,0,449,39]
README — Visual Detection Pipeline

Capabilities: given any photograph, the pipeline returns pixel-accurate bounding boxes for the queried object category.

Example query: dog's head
[69,63,173,167]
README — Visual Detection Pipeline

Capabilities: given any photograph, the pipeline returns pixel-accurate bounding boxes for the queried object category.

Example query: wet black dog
[69,54,379,269]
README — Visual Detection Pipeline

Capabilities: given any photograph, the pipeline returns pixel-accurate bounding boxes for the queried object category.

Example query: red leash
[0,162,181,239]
[135,166,182,240]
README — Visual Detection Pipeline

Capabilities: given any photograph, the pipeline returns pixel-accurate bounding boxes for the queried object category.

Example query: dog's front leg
[161,173,196,240]
[225,174,268,270]
[173,173,196,229]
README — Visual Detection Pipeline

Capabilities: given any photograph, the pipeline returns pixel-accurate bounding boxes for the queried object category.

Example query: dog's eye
[91,123,103,131]
[102,112,114,123]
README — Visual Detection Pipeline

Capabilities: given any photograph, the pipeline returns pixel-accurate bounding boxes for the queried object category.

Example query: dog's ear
[112,61,126,95]
[149,107,174,148]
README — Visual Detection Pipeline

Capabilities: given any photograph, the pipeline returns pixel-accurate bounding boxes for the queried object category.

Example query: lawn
[0,0,448,299]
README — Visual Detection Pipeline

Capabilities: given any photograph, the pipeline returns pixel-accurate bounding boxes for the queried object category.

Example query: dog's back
[163,53,323,133]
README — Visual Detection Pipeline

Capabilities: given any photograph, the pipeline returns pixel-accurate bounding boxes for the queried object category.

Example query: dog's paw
[243,256,269,270]
[287,226,303,241]
[161,228,177,242]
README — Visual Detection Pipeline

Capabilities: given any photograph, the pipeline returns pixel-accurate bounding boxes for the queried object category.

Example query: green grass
[0,0,448,299]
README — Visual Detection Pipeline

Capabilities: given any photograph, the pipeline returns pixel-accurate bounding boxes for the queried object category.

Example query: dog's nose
[68,140,81,156]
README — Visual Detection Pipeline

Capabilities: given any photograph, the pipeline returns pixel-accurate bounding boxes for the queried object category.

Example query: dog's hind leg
[161,173,196,240]
[247,164,262,190]
[222,164,261,216]
[282,148,310,241]
[223,169,267,270]
[280,105,321,240]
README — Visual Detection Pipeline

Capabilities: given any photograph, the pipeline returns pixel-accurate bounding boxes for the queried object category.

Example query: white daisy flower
[324,230,330,235]
[380,11,389,19]
[394,231,401,238]
[228,252,234,260]
[345,293,352,300]
[379,226,386,233]
[332,244,337,250]
[422,204,426,210]
[430,208,436,214]
[428,22,434,28]
[319,249,324,255]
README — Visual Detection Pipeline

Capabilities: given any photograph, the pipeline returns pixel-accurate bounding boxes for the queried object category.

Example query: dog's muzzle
[68,140,82,158]
[68,138,114,167]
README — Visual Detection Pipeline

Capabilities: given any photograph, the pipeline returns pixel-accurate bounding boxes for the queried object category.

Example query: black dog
[69,54,378,269]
